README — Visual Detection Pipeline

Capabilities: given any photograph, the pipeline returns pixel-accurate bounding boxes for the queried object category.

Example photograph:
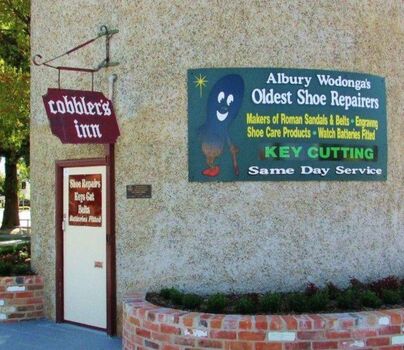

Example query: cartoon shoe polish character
[199,74,244,177]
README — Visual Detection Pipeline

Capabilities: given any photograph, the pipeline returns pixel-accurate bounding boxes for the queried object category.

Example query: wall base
[0,276,44,322]
[123,292,404,350]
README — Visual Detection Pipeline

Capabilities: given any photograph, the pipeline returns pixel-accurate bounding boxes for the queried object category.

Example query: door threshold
[63,319,106,332]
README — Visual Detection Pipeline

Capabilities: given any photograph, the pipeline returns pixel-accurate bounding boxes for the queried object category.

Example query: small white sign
[6,286,25,292]
[184,329,208,337]
[378,316,390,325]
[267,331,296,342]
[392,335,404,345]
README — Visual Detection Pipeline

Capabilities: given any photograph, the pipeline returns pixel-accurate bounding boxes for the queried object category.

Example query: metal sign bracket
[32,25,119,90]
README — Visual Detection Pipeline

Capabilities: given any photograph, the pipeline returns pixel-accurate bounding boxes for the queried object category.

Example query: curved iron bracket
[32,25,119,86]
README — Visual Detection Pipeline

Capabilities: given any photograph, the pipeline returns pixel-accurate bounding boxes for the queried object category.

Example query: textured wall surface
[31,1,403,333]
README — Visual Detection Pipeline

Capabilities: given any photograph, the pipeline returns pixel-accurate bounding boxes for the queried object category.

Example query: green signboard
[188,68,386,181]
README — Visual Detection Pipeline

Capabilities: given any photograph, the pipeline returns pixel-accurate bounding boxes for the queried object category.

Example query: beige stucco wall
[31,1,403,333]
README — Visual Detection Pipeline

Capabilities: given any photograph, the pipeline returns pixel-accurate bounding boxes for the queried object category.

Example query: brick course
[0,276,44,322]
[123,293,404,350]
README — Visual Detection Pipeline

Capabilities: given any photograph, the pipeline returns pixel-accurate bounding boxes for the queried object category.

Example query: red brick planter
[0,275,44,322]
[123,293,404,350]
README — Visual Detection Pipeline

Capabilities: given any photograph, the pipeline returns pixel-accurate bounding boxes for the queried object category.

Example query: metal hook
[32,54,43,66]
[99,25,109,37]
[99,25,118,38]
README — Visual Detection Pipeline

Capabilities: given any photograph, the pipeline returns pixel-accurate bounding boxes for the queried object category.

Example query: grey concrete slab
[0,319,122,349]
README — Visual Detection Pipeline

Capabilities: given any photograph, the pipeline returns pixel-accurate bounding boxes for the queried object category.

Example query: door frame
[55,156,116,335]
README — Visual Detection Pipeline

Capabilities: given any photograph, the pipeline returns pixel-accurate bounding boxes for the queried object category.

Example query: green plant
[235,297,256,314]
[337,289,358,309]
[150,274,404,316]
[12,263,31,276]
[18,250,29,261]
[0,261,12,276]
[0,246,15,256]
[15,242,30,252]
[160,288,171,300]
[206,293,228,313]
[381,289,401,305]
[285,293,308,313]
[170,289,183,305]
[360,290,382,308]
[259,293,282,313]
[159,287,183,305]
[0,243,30,259]
[182,293,203,309]
[325,282,341,300]
[160,288,173,299]
[308,291,329,312]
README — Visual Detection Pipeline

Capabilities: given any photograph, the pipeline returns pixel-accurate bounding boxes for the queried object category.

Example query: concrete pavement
[0,319,122,349]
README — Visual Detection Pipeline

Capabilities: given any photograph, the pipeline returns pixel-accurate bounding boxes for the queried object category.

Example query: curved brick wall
[123,293,404,350]
[0,276,44,322]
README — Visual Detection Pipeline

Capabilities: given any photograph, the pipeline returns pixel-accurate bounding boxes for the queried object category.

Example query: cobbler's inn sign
[43,88,120,144]
[188,68,387,181]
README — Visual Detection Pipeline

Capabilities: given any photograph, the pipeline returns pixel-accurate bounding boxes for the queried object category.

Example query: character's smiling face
[216,91,234,121]
[207,74,244,126]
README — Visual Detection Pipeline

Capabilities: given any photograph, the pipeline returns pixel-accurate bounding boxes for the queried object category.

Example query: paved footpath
[0,319,122,349]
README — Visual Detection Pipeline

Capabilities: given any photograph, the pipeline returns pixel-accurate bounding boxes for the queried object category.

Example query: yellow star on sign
[194,74,208,97]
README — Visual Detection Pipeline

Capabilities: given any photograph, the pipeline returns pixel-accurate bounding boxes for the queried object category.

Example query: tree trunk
[1,156,20,229]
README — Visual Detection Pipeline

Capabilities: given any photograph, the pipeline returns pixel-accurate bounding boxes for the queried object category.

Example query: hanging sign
[43,88,120,144]
[68,174,102,227]
[188,68,387,181]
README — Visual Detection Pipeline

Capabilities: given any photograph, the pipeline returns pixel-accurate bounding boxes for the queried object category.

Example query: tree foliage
[0,0,30,161]
[0,64,29,160]
[0,0,30,72]
[0,0,30,228]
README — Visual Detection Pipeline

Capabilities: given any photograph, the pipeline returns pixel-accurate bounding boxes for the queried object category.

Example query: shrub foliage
[0,242,32,276]
[147,276,404,315]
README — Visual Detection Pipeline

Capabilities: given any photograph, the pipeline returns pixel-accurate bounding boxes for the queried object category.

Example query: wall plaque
[126,185,152,199]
